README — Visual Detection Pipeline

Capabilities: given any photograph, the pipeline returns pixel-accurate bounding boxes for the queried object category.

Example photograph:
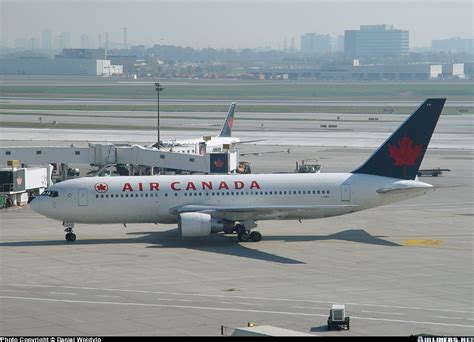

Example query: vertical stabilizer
[352,98,446,180]
[218,102,236,137]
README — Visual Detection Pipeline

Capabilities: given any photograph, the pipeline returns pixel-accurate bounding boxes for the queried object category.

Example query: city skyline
[1,0,473,50]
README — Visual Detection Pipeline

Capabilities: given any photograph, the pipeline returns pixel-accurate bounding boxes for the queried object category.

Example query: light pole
[155,82,164,148]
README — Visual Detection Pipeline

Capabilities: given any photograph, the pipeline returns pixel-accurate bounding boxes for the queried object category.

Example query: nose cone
[29,196,40,213]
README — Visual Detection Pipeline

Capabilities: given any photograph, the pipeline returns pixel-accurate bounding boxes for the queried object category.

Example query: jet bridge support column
[61,163,69,181]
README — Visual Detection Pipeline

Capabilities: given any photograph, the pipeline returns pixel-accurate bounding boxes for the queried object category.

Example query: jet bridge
[0,143,238,178]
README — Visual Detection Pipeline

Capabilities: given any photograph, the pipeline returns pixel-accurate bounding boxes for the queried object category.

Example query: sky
[1,0,473,50]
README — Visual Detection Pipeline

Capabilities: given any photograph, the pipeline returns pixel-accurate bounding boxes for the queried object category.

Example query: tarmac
[1,143,473,336]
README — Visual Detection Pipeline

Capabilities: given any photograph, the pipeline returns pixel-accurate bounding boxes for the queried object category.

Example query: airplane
[30,98,446,243]
[155,102,264,151]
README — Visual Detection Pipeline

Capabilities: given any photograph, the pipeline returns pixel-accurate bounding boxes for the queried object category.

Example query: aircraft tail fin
[218,102,236,137]
[352,98,446,180]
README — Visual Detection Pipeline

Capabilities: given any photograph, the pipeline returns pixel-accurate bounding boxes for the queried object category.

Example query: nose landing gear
[63,222,76,242]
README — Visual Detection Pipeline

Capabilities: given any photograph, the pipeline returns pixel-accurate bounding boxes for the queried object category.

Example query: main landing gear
[234,223,262,243]
[63,222,76,242]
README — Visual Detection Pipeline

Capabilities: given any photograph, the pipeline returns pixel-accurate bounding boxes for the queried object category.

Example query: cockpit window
[41,190,58,197]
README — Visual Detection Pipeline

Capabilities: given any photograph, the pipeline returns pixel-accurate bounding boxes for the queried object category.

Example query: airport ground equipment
[295,159,322,173]
[327,304,350,330]
[0,165,52,206]
[417,168,450,177]
[0,143,238,177]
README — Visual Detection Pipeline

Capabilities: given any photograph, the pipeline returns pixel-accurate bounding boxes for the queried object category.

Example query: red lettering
[138,182,143,191]
[171,182,181,191]
[234,181,244,189]
[186,182,197,190]
[219,181,229,190]
[202,181,213,190]
[149,182,160,191]
[250,180,261,189]
[122,183,134,192]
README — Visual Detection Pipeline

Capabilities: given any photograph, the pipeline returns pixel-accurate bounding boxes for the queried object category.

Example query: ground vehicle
[417,168,450,177]
[295,159,321,173]
[327,304,350,330]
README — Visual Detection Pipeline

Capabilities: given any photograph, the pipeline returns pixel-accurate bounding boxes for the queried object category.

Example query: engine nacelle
[178,213,233,237]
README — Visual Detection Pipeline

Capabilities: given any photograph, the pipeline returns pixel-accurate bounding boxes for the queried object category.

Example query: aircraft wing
[169,204,359,221]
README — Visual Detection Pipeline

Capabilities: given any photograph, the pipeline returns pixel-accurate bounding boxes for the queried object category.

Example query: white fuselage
[164,136,240,149]
[31,173,432,225]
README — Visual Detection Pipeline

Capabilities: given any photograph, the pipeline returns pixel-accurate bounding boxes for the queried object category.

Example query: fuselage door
[341,184,351,202]
[78,188,88,206]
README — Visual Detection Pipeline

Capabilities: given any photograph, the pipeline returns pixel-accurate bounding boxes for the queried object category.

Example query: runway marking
[292,306,328,310]
[403,240,443,247]
[2,284,473,314]
[361,310,404,316]
[95,295,122,299]
[435,315,474,321]
[220,302,264,307]
[1,295,473,329]
[50,292,76,296]
[157,298,193,302]
[0,289,28,293]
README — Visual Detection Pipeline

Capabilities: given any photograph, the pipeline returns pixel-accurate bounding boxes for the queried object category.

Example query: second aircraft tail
[218,102,236,137]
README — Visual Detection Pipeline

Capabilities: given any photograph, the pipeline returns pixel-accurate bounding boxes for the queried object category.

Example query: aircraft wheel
[238,232,250,242]
[250,231,262,242]
[65,233,76,242]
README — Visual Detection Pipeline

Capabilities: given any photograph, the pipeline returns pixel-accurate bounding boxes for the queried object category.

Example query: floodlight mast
[155,82,164,148]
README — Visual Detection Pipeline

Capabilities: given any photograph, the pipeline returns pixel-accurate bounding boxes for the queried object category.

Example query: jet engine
[178,212,233,237]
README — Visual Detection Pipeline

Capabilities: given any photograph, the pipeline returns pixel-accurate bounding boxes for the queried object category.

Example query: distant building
[248,63,444,81]
[41,30,52,50]
[58,48,106,60]
[59,32,72,50]
[0,49,123,77]
[442,63,465,79]
[344,25,409,58]
[432,37,474,54]
[80,34,95,49]
[300,33,331,55]
[333,35,344,53]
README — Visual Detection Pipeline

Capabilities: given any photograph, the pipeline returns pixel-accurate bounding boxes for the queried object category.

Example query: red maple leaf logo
[95,182,108,193]
[214,159,224,168]
[227,117,234,129]
[16,176,23,186]
[389,136,422,167]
